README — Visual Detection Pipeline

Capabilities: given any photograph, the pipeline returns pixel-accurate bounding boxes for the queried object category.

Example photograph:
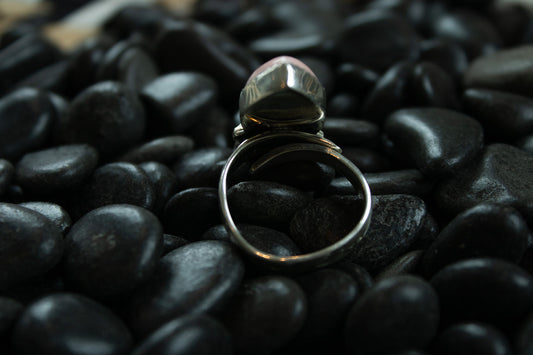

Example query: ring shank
[219,132,372,272]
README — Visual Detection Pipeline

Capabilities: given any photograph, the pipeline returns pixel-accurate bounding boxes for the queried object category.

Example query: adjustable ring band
[219,131,372,272]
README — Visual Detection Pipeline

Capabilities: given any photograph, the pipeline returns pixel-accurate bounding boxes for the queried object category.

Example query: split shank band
[219,56,372,272]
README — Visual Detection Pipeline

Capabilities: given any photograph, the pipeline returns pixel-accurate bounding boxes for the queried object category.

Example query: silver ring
[219,56,372,272]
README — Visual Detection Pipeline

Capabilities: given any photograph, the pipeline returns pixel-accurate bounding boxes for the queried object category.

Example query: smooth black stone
[326,93,359,117]
[421,204,529,276]
[0,159,14,195]
[202,224,301,257]
[364,0,427,27]
[375,250,424,281]
[344,275,439,355]
[139,162,177,214]
[517,312,533,355]
[430,10,502,60]
[96,41,136,81]
[0,88,55,161]
[141,72,217,134]
[326,169,432,197]
[518,135,533,154]
[15,60,69,94]
[342,147,392,173]
[430,258,533,327]
[361,61,414,123]
[15,144,98,195]
[434,144,533,225]
[432,322,512,355]
[154,20,258,105]
[322,118,379,148]
[19,202,72,235]
[0,297,23,336]
[131,314,233,355]
[127,240,244,337]
[384,108,483,177]
[297,57,334,95]
[334,261,374,293]
[222,275,307,355]
[225,5,276,43]
[488,3,531,46]
[294,269,358,346]
[409,62,460,109]
[162,188,220,240]
[162,234,189,255]
[0,203,63,289]
[228,181,311,231]
[464,45,533,98]
[63,205,162,301]
[187,107,232,149]
[0,34,62,93]
[194,0,246,26]
[173,147,231,190]
[463,88,533,141]
[117,47,159,92]
[103,5,172,39]
[335,63,379,95]
[411,213,440,250]
[251,161,335,192]
[340,11,419,73]
[346,194,428,273]
[57,81,145,157]
[76,162,155,216]
[121,136,194,164]
[12,293,133,355]
[418,39,468,80]
[290,195,363,253]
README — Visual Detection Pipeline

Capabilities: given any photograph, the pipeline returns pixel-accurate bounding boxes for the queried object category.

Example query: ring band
[219,56,372,272]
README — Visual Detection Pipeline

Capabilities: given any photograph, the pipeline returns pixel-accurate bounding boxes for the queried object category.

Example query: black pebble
[131,314,233,355]
[463,88,533,141]
[464,45,533,98]
[162,187,220,240]
[430,257,533,327]
[222,275,307,355]
[431,322,512,355]
[117,47,159,91]
[127,240,244,337]
[15,144,98,195]
[421,203,529,276]
[202,224,301,257]
[409,62,460,109]
[19,202,72,235]
[0,88,55,161]
[322,118,379,148]
[63,204,163,301]
[76,162,155,216]
[335,62,379,95]
[228,181,312,231]
[0,203,63,289]
[384,108,483,177]
[347,194,428,273]
[57,81,145,158]
[418,39,468,80]
[120,135,194,164]
[334,261,374,293]
[251,161,335,192]
[340,11,419,73]
[162,234,189,255]
[141,72,217,133]
[139,162,177,214]
[435,143,533,225]
[341,147,392,173]
[344,275,439,355]
[0,297,23,337]
[375,250,425,281]
[0,159,14,195]
[517,311,533,355]
[12,293,133,355]
[173,147,231,190]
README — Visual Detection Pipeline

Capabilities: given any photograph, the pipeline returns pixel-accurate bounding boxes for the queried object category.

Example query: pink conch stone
[246,56,317,85]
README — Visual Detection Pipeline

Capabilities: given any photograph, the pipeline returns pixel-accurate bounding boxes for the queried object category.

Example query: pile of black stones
[1,0,533,354]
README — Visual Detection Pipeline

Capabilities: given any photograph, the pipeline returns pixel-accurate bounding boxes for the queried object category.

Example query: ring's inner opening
[245,91,322,122]
[225,156,365,258]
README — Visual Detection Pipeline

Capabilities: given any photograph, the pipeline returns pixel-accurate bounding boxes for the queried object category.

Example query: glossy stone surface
[0,88,55,161]
[63,205,163,301]
[12,293,133,355]
[0,159,14,195]
[345,275,439,355]
[19,202,72,235]
[173,147,231,190]
[127,240,244,337]
[120,136,194,164]
[139,162,177,214]
[384,108,483,177]
[222,275,307,355]
[15,144,98,195]
[410,62,460,109]
[375,250,424,281]
[0,203,63,289]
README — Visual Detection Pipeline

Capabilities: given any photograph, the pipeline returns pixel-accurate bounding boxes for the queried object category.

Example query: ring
[219,56,372,272]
